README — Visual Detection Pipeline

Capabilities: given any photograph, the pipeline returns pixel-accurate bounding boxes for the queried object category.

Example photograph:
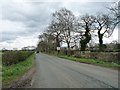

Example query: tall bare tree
[95,14,114,51]
[76,14,96,51]
[47,21,63,49]
[59,8,75,49]
[49,8,75,55]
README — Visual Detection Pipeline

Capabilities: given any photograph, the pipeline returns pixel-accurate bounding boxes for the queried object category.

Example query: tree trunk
[56,39,60,47]
[98,31,103,51]
[67,42,70,49]
[67,42,71,56]
[80,34,91,51]
[56,36,60,50]
[80,25,91,51]
[80,41,86,51]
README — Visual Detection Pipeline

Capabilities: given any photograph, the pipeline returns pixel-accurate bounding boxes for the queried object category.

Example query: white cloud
[0,0,119,50]
[0,20,26,33]
[0,34,39,50]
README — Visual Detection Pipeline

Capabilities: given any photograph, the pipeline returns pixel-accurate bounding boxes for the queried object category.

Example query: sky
[0,0,119,50]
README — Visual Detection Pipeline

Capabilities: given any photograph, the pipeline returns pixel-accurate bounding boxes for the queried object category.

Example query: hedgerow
[2,51,34,66]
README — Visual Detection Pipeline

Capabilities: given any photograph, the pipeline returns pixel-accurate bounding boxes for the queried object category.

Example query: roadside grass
[0,52,2,89]
[45,52,120,69]
[59,55,120,69]
[2,53,35,87]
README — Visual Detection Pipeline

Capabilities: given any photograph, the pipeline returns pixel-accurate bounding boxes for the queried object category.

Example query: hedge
[2,51,34,66]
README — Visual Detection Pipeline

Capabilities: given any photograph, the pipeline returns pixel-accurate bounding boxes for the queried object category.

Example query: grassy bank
[59,55,120,69]
[0,52,2,89]
[45,52,120,69]
[2,53,35,87]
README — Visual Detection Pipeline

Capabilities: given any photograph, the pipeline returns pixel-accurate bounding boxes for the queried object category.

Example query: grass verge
[45,52,120,69]
[59,55,120,69]
[2,53,35,87]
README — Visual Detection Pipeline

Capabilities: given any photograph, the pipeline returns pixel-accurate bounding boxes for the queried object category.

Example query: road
[30,52,119,88]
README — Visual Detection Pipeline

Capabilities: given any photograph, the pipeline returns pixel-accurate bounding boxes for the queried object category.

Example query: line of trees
[37,5,119,54]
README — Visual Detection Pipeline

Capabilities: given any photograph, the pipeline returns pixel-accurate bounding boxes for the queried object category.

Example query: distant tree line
[37,4,119,54]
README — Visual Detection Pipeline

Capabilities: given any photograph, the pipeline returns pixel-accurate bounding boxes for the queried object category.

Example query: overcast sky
[0,0,118,50]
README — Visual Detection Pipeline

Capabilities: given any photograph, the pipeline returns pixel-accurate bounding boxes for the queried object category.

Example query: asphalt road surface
[31,52,119,88]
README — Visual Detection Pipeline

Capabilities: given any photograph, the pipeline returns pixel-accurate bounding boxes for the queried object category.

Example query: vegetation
[36,5,119,68]
[59,56,120,69]
[108,2,120,27]
[46,52,120,69]
[37,6,119,53]
[2,53,35,87]
[2,51,34,66]
[95,14,114,51]
[78,15,95,51]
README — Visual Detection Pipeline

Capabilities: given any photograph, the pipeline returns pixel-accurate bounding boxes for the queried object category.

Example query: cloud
[0,33,39,50]
[0,20,26,33]
[0,0,118,49]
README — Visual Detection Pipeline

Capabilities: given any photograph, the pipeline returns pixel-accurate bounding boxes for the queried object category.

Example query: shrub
[2,51,34,66]
[72,54,81,58]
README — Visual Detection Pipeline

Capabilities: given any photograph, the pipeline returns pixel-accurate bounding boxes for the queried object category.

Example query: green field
[2,53,35,87]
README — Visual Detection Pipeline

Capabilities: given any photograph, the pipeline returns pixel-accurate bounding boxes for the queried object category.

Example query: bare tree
[76,14,96,51]
[108,1,120,26]
[37,33,56,52]
[49,8,76,55]
[58,8,75,50]
[38,34,44,42]
[47,21,63,50]
[95,14,114,51]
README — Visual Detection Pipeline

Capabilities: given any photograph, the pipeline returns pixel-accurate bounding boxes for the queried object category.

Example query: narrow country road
[30,52,119,88]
